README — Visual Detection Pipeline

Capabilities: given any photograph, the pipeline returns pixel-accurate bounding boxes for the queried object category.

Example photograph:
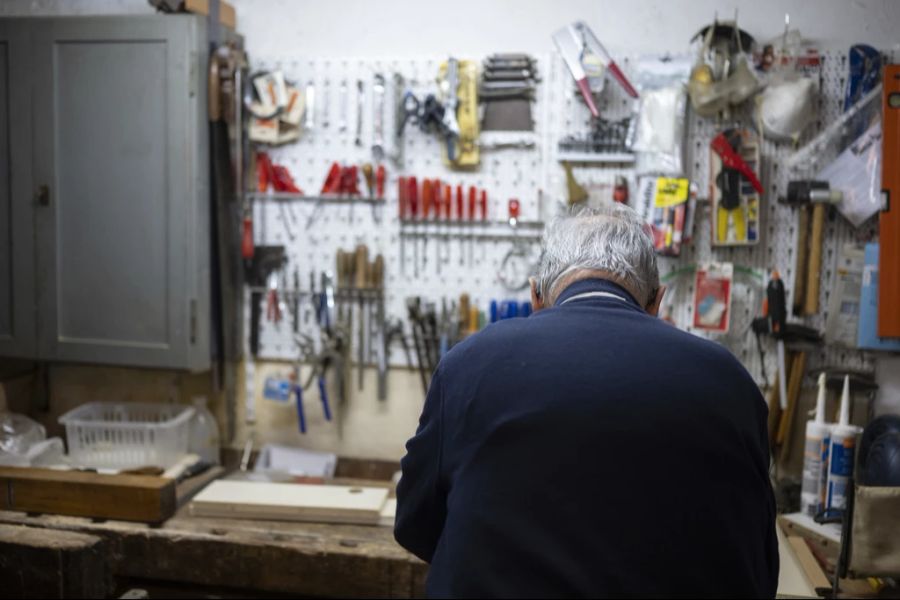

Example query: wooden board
[0,523,110,598]
[190,480,389,525]
[0,467,175,523]
[788,536,831,590]
[183,0,236,30]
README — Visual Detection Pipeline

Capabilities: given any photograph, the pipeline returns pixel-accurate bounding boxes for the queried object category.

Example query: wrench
[441,58,460,161]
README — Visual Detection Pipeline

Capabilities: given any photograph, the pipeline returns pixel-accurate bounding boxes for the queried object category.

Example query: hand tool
[778,180,843,315]
[320,162,342,194]
[385,318,414,369]
[433,180,443,275]
[768,272,789,410]
[879,65,900,337]
[408,177,420,277]
[321,81,330,129]
[398,91,421,136]
[562,162,588,205]
[241,206,254,260]
[406,297,429,392]
[362,163,375,197]
[442,184,452,268]
[304,82,315,131]
[294,378,307,434]
[355,244,368,390]
[338,80,348,133]
[398,176,408,275]
[391,73,406,167]
[508,198,520,226]
[422,179,433,272]
[372,254,387,401]
[468,186,477,266]
[317,373,332,422]
[246,246,286,356]
[372,73,386,162]
[266,271,282,323]
[375,165,385,199]
[441,58,461,161]
[711,130,762,245]
[480,190,489,221]
[292,268,300,333]
[456,185,465,265]
[613,176,629,203]
[355,79,364,147]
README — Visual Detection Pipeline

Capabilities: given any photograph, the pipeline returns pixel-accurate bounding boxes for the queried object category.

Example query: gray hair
[536,203,659,305]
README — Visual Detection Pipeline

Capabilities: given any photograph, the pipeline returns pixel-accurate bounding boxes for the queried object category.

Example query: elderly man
[394,204,778,598]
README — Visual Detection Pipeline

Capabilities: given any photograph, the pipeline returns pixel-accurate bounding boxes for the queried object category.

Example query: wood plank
[0,509,427,598]
[183,0,237,30]
[788,535,831,590]
[0,523,110,598]
[0,466,175,523]
[190,480,389,525]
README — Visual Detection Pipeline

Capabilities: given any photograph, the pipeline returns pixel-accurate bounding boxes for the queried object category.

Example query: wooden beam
[0,523,110,598]
[0,467,175,523]
[788,536,831,590]
[183,0,237,30]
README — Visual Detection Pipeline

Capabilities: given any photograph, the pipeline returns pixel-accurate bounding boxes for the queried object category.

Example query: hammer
[780,181,842,316]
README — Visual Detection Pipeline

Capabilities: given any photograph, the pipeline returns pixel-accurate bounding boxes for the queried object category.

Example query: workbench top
[0,505,426,598]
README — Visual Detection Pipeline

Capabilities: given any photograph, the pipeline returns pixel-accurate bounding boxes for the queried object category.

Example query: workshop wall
[3,0,900,464]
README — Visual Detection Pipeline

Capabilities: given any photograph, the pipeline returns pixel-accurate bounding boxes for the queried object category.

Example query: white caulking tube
[825,375,863,513]
[801,373,831,517]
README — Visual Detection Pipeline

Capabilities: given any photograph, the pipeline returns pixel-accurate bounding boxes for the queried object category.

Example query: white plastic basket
[59,402,195,470]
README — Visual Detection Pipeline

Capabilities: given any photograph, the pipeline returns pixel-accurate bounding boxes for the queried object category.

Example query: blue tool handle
[295,385,306,434]
[318,377,332,421]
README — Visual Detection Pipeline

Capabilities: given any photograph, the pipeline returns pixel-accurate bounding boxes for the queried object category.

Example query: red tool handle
[422,179,432,220]
[710,133,763,194]
[443,184,452,221]
[468,186,477,222]
[320,162,342,194]
[241,211,254,259]
[480,190,488,221]
[456,185,464,220]
[432,179,442,219]
[376,165,386,199]
[508,198,520,220]
[398,176,408,220]
[408,176,419,220]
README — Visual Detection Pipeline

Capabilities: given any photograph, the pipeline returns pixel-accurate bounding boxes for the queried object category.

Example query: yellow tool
[563,162,588,205]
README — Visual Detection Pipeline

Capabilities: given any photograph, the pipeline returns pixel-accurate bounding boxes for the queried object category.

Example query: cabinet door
[0,21,37,359]
[31,16,209,369]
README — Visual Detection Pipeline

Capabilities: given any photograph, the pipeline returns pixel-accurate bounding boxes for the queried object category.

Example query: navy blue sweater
[395,278,778,598]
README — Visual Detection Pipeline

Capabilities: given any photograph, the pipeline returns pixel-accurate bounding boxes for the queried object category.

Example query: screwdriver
[398,176,408,274]
[468,186,477,266]
[433,181,443,274]
[408,176,419,277]
[376,165,386,199]
[456,185,465,265]
[362,163,375,197]
[422,179,432,272]
[480,190,488,221]
[442,184,452,269]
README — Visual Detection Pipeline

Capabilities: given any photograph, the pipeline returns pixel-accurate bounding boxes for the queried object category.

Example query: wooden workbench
[0,503,426,598]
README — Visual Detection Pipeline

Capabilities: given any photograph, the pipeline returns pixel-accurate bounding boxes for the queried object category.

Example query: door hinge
[190,299,198,344]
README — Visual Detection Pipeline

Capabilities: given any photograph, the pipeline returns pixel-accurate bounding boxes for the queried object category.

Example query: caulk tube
[825,375,863,513]
[801,373,831,517]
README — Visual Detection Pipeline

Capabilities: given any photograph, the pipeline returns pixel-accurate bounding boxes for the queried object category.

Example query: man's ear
[530,277,545,312]
[646,285,666,317]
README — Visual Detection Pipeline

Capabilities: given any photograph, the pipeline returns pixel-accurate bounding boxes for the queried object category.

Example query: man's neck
[550,270,642,306]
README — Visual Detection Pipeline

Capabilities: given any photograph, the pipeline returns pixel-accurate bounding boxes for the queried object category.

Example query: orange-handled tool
[468,186,477,222]
[376,165,386,199]
[422,179,433,220]
[480,190,488,221]
[443,184,452,221]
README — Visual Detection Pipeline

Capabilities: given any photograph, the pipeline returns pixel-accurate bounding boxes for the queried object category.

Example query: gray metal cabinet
[0,21,37,359]
[1,16,211,371]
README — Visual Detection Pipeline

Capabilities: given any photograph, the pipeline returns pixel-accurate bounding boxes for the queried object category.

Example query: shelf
[556,151,635,164]
[245,192,385,204]
[398,219,544,230]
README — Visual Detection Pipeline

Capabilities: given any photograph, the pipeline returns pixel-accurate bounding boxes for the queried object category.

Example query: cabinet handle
[35,185,50,207]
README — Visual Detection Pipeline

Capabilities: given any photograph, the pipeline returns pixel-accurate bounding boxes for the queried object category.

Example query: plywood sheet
[190,480,388,525]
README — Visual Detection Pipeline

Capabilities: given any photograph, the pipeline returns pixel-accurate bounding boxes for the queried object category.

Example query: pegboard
[247,55,551,366]
[246,49,883,388]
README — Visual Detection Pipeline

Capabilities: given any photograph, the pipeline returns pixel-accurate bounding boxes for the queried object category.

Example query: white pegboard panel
[249,55,549,363]
[247,49,880,385]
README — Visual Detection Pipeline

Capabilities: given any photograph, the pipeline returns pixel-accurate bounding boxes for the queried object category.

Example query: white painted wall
[5,0,900,58]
